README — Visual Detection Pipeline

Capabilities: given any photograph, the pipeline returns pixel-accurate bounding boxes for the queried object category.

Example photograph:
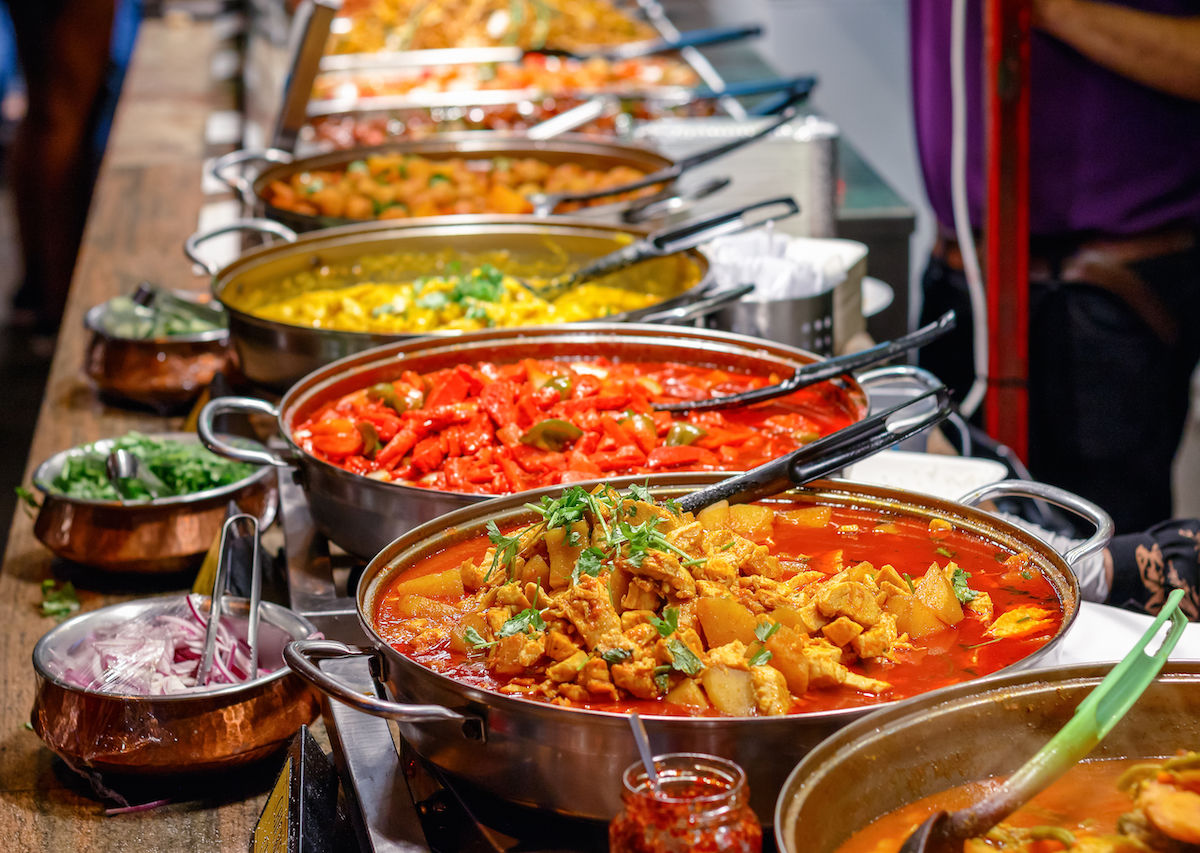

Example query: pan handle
[210,148,294,203]
[184,218,298,277]
[285,639,482,734]
[198,396,293,468]
[957,480,1115,567]
[638,283,753,325]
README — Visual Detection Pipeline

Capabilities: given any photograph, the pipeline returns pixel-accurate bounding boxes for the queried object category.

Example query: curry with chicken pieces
[373,486,1064,716]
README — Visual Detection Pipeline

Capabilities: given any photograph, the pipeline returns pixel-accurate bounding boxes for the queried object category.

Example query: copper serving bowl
[774,661,1200,852]
[30,432,277,574]
[31,594,321,775]
[83,300,229,413]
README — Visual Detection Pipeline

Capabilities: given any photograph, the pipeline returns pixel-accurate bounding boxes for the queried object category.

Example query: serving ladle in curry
[517,195,800,302]
[655,311,957,413]
[898,588,1189,853]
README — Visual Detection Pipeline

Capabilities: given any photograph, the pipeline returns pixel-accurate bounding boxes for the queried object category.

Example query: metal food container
[83,301,229,413]
[30,432,278,574]
[282,475,1102,823]
[188,216,714,390]
[211,133,684,232]
[198,324,872,560]
[774,662,1200,852]
[31,594,320,775]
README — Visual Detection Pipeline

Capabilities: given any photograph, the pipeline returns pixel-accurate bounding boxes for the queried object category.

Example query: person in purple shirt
[912,0,1200,535]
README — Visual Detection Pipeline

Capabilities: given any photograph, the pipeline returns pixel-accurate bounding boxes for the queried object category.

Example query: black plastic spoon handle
[676,386,952,514]
[654,311,957,413]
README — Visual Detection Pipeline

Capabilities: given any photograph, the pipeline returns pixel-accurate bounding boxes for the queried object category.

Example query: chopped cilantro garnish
[525,486,590,530]
[601,647,632,665]
[484,520,520,583]
[951,567,979,603]
[902,573,916,593]
[572,546,606,586]
[416,291,449,310]
[14,485,38,517]
[755,621,781,643]
[626,482,653,503]
[1019,569,1034,580]
[498,606,546,638]
[649,606,679,638]
[747,647,773,667]
[653,665,671,692]
[667,638,704,676]
[40,579,80,620]
[935,546,957,559]
[464,626,494,649]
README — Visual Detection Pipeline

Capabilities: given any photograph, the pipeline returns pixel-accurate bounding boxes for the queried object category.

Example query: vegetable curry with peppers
[372,485,1065,716]
[294,356,863,494]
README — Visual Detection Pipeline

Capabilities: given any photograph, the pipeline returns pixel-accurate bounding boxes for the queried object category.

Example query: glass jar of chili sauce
[608,753,762,853]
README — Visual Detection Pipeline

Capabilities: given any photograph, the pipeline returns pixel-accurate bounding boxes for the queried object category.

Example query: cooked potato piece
[728,504,774,540]
[393,594,459,620]
[701,665,756,716]
[666,678,711,711]
[447,612,490,654]
[519,554,550,588]
[389,567,464,600]
[887,593,946,639]
[822,616,864,647]
[776,506,832,529]
[769,605,809,634]
[914,563,964,625]
[696,596,758,647]
[764,624,810,696]
[546,521,587,589]
[696,501,729,532]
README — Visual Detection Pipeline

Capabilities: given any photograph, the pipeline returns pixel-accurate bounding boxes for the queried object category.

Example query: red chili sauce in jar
[293,357,862,494]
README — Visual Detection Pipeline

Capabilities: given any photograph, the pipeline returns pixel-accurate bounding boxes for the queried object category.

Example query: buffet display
[16,2,1198,852]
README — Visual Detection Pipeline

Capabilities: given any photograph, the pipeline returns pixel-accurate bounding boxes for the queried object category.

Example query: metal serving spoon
[518,196,799,301]
[105,448,168,501]
[654,311,957,413]
[898,588,1189,853]
[677,385,953,514]
[527,107,799,216]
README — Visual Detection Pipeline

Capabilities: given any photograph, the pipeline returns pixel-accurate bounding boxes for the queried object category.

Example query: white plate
[841,450,1007,502]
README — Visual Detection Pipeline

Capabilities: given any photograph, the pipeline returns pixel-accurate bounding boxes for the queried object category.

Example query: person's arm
[1034,0,1200,101]
[1104,519,1200,619]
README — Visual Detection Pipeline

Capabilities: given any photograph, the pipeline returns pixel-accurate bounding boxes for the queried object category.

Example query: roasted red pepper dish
[372,486,1064,717]
[292,357,863,494]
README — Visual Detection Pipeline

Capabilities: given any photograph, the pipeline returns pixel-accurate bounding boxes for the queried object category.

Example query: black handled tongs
[677,385,953,514]
[655,311,957,413]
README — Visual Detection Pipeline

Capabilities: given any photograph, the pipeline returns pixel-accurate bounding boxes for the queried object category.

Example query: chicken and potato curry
[836,751,1200,852]
[373,485,1065,716]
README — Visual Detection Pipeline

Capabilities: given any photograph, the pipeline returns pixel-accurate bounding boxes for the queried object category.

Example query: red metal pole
[983,0,1032,459]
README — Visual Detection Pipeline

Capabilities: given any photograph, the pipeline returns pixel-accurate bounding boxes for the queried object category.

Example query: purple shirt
[911,0,1200,237]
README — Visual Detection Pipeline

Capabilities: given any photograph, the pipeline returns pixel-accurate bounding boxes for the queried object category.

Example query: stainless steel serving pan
[210,133,698,232]
[774,661,1200,852]
[281,476,1107,824]
[198,323,871,560]
[186,215,728,390]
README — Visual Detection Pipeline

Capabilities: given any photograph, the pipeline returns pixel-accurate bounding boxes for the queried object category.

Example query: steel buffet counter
[0,9,917,852]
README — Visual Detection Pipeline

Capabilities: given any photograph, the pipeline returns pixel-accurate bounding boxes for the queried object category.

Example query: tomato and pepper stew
[293,357,863,494]
[372,485,1065,717]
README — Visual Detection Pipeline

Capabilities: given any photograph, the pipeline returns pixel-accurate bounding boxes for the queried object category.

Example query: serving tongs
[196,513,264,685]
[898,587,1189,853]
[677,385,954,514]
[525,76,816,140]
[527,107,800,215]
[105,448,168,502]
[518,196,799,301]
[319,23,765,72]
[655,311,958,413]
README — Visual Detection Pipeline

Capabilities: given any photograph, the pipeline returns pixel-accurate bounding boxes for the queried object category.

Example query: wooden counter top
[0,17,271,849]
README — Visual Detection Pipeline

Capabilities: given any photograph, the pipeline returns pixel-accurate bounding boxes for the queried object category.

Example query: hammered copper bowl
[774,662,1200,853]
[83,299,229,413]
[31,594,321,775]
[31,432,278,574]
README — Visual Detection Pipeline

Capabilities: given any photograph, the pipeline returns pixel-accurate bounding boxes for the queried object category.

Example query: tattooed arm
[1105,519,1200,620]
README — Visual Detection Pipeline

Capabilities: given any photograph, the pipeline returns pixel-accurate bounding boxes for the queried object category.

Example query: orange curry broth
[832,759,1143,853]
[294,358,863,495]
[372,501,1064,716]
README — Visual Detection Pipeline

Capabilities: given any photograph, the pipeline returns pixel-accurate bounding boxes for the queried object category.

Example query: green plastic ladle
[899,588,1189,853]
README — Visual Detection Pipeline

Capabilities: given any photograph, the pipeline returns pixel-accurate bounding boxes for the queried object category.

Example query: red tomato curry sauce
[372,498,1064,717]
[293,358,862,494]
